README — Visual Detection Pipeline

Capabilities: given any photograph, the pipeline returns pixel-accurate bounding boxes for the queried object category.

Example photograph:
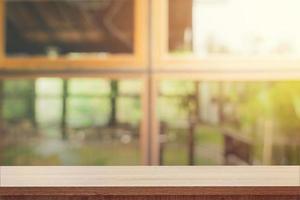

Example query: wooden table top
[1,166,299,187]
[0,166,300,196]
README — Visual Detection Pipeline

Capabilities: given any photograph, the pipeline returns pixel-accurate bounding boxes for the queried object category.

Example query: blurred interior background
[0,0,299,166]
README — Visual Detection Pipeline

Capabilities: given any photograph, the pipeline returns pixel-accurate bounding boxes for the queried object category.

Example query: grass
[162,125,224,165]
[1,140,140,166]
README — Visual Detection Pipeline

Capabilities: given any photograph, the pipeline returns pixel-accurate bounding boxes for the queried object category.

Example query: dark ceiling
[6,0,134,56]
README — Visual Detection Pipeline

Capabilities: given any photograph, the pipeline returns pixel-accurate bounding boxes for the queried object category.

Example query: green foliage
[159,97,188,125]
[3,99,28,120]
[4,80,33,96]
[36,98,62,125]
[159,81,197,125]
[2,78,300,165]
[36,78,63,96]
[3,145,61,166]
[3,80,34,121]
[119,80,141,95]
[68,79,110,95]
[159,81,300,165]
[160,81,196,95]
[117,97,141,125]
[239,82,300,135]
[67,98,110,127]
[1,78,142,166]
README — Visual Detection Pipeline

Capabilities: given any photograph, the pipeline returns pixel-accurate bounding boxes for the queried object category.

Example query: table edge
[0,186,300,196]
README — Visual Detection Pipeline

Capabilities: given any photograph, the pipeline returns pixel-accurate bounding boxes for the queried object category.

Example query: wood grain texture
[0,187,300,196]
[1,166,299,187]
[108,196,299,200]
[0,196,299,200]
[0,167,299,198]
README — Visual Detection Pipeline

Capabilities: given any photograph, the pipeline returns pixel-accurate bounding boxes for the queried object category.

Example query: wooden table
[0,166,299,199]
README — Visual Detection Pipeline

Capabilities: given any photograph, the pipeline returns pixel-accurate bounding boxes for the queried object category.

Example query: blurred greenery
[36,98,62,125]
[3,145,61,166]
[3,99,29,120]
[117,97,141,125]
[67,98,110,127]
[239,82,300,135]
[0,78,141,166]
[1,79,300,165]
[36,78,63,96]
[159,80,300,165]
[4,80,33,96]
[2,142,140,166]
[119,80,142,95]
[160,80,195,95]
[69,79,110,95]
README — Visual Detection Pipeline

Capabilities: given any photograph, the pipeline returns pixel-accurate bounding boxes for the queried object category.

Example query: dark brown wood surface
[1,187,300,196]
[1,188,299,199]
[1,195,300,200]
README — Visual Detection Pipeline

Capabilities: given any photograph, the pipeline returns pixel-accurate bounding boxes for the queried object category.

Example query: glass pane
[36,78,63,96]
[67,97,110,127]
[158,80,300,165]
[69,79,110,95]
[36,98,62,126]
[117,97,141,125]
[169,0,300,57]
[4,80,34,97]
[119,80,141,95]
[6,0,135,57]
[3,98,31,121]
[0,78,141,166]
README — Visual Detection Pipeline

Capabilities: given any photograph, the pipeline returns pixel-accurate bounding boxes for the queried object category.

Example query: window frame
[152,0,300,73]
[0,74,150,165]
[0,0,148,70]
[150,73,300,165]
[1,0,300,166]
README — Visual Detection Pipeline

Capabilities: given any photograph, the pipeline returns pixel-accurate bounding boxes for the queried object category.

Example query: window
[0,0,148,68]
[157,79,300,165]
[0,77,143,165]
[0,0,300,166]
[170,0,300,57]
[153,0,300,70]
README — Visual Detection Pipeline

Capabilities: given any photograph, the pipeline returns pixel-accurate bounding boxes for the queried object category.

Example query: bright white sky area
[192,0,300,56]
